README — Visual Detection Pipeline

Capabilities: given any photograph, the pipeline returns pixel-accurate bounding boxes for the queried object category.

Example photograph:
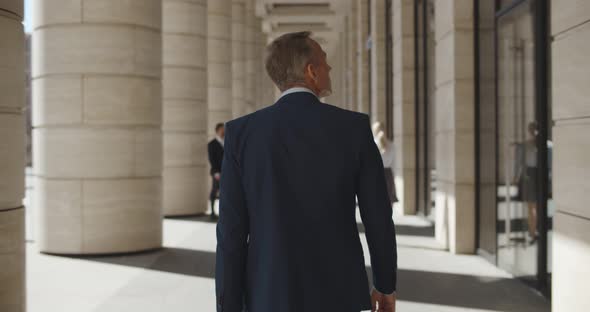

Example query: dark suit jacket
[208,139,224,176]
[215,92,397,312]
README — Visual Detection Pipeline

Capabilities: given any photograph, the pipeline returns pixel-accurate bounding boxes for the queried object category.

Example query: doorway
[476,0,552,296]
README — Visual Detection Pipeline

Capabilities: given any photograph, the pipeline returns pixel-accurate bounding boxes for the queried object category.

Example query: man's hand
[371,288,396,312]
[214,173,221,181]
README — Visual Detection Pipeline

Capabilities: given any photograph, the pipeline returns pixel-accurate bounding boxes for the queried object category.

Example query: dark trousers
[384,167,398,203]
[210,176,220,215]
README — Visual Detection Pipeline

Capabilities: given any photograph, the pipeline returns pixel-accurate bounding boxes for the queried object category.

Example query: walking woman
[372,122,398,205]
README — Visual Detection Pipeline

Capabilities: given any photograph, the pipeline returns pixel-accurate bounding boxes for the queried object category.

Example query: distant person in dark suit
[215,31,397,312]
[208,123,225,220]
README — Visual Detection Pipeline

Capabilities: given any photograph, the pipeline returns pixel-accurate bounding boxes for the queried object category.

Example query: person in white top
[512,121,539,244]
[372,122,398,205]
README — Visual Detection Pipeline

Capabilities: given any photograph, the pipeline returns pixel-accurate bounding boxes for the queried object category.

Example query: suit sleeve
[355,114,398,294]
[215,123,249,312]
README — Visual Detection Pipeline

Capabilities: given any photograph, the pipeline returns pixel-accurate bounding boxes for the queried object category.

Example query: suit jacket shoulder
[320,101,369,124]
[320,101,371,144]
[224,104,277,153]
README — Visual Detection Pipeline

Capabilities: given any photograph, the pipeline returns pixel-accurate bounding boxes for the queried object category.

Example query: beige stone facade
[356,0,370,114]
[392,0,416,216]
[244,0,258,114]
[551,1,590,310]
[433,0,476,254]
[32,0,163,254]
[0,4,26,312]
[232,0,247,118]
[207,0,233,138]
[370,0,387,125]
[347,1,358,112]
[162,0,208,216]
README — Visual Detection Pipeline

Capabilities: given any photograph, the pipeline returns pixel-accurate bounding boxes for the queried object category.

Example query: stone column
[342,21,351,110]
[347,2,359,112]
[392,0,416,215]
[162,0,208,216]
[370,0,387,124]
[255,18,273,110]
[208,0,232,138]
[551,2,590,311]
[339,32,348,108]
[326,48,343,107]
[33,0,163,254]
[232,0,247,118]
[244,0,257,114]
[260,33,277,107]
[0,1,26,310]
[433,0,476,254]
[357,0,370,114]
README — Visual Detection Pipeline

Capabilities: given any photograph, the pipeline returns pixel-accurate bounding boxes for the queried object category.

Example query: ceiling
[255,0,351,56]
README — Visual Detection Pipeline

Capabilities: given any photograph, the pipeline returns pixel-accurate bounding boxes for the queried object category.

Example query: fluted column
[33,0,163,254]
[208,0,232,138]
[232,0,247,118]
[370,0,387,124]
[0,1,26,310]
[162,0,208,216]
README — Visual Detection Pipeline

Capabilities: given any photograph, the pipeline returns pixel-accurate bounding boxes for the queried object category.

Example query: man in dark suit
[208,123,225,220]
[215,31,397,312]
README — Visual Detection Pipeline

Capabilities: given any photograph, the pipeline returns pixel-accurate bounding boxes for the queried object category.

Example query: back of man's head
[265,31,314,91]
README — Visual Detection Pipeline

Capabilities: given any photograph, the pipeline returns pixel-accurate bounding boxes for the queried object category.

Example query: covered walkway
[2,1,589,311]
[26,199,549,311]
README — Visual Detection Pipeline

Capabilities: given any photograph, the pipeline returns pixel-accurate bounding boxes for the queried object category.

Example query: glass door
[496,0,537,281]
[476,0,498,260]
[495,0,551,293]
[415,0,436,218]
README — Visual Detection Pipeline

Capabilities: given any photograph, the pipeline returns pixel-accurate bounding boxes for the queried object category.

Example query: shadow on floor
[67,247,549,312]
[357,223,435,237]
[367,267,550,312]
[165,214,218,224]
[69,247,216,279]
[169,216,436,238]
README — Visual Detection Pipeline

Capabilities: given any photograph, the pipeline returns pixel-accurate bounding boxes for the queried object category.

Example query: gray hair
[265,31,315,91]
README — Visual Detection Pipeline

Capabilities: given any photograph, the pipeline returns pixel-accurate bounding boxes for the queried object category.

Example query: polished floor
[26,201,550,312]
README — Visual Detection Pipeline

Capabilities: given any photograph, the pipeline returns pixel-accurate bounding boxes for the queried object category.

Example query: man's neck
[282,83,319,97]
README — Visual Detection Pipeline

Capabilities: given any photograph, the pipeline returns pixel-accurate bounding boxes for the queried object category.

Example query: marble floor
[25,206,550,312]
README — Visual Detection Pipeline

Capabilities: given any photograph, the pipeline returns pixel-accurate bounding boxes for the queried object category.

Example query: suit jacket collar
[215,135,224,147]
[278,87,318,100]
[275,89,321,106]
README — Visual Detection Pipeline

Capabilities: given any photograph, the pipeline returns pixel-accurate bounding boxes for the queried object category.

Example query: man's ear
[305,63,317,81]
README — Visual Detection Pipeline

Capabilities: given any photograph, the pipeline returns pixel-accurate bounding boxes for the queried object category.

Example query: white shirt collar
[215,135,224,147]
[279,87,318,100]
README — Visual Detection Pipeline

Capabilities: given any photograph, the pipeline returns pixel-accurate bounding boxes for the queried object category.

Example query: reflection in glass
[496,1,538,280]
